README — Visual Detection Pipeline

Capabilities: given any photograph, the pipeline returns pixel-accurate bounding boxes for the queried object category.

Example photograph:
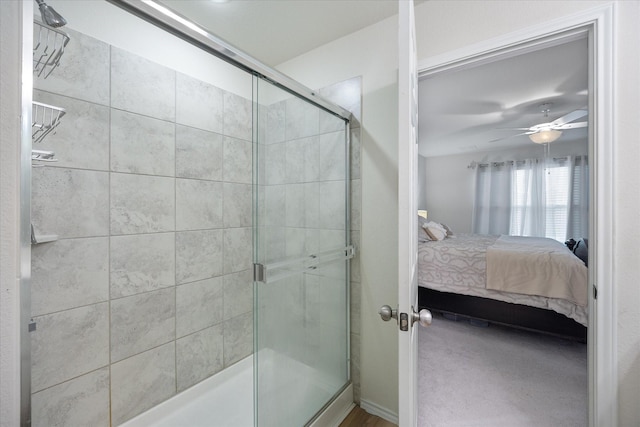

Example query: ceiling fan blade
[488,132,532,143]
[555,121,588,130]
[551,109,588,126]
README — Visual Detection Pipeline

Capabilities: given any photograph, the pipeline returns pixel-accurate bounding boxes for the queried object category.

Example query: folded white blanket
[486,235,588,307]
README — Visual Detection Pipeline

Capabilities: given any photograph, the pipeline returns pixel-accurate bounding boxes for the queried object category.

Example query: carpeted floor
[417,313,587,427]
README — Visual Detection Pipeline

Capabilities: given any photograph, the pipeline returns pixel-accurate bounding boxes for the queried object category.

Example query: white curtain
[510,159,546,237]
[472,156,589,242]
[567,155,589,239]
[472,162,512,235]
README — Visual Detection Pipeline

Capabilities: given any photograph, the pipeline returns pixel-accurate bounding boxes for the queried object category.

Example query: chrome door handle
[411,307,432,327]
[379,305,397,322]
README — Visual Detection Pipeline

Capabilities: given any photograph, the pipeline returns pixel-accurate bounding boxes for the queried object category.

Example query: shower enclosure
[23,1,355,426]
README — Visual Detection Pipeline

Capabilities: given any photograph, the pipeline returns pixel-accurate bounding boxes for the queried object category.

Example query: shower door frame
[17,1,354,426]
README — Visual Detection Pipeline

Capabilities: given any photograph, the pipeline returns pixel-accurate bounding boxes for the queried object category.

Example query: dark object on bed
[573,238,588,266]
[419,287,587,342]
[566,237,588,266]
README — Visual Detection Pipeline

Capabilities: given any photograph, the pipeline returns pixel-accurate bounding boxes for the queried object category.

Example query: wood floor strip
[339,406,397,427]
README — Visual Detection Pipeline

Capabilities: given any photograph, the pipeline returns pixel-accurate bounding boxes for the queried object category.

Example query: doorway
[412,5,616,424]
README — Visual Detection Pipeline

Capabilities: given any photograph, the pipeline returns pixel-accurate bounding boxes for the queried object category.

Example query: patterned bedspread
[418,233,588,326]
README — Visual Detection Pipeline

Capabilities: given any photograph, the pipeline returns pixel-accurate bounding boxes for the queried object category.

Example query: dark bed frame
[418,287,587,342]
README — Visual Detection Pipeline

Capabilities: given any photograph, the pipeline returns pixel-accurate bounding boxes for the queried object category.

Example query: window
[474,156,588,242]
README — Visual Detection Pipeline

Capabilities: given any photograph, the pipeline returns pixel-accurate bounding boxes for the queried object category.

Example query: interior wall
[277,13,401,419]
[424,139,588,233]
[416,2,639,424]
[279,0,639,424]
[0,1,27,426]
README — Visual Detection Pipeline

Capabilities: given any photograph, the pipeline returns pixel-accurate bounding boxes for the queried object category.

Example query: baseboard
[360,399,399,425]
[308,383,355,427]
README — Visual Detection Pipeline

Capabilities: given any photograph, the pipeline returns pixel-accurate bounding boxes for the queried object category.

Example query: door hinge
[254,263,265,282]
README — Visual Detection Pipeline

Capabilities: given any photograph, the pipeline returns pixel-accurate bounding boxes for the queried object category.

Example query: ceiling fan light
[529,129,562,144]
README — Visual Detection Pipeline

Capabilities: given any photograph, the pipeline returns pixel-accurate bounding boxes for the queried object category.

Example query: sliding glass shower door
[253,77,352,426]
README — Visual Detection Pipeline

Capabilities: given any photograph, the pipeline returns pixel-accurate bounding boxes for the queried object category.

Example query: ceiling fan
[491,103,588,144]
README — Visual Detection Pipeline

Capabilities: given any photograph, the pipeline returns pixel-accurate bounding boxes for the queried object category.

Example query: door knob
[379,305,397,322]
[411,307,432,327]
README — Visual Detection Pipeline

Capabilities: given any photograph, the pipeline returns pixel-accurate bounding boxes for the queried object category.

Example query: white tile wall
[30,25,362,424]
[32,27,255,425]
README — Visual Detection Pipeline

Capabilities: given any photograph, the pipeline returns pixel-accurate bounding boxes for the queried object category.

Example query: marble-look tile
[351,179,361,231]
[350,230,361,283]
[223,313,253,367]
[285,184,305,228]
[350,331,361,402]
[318,229,345,252]
[318,181,347,230]
[31,237,109,316]
[265,100,285,144]
[350,127,361,180]
[265,142,286,185]
[284,138,304,184]
[285,228,319,259]
[303,182,320,228]
[223,136,252,184]
[318,109,346,134]
[34,27,110,105]
[318,77,362,129]
[285,96,319,140]
[176,125,223,181]
[32,90,109,170]
[110,233,175,298]
[176,73,223,133]
[176,179,223,231]
[264,185,286,227]
[176,277,224,338]
[176,229,223,284]
[223,228,252,274]
[302,136,321,183]
[31,303,109,392]
[111,47,175,121]
[224,183,252,228]
[111,343,176,426]
[176,325,224,392]
[110,109,175,176]
[223,269,253,320]
[31,368,110,427]
[32,167,109,239]
[110,173,175,235]
[261,226,286,263]
[319,131,346,181]
[110,288,175,362]
[350,279,361,336]
[223,91,252,141]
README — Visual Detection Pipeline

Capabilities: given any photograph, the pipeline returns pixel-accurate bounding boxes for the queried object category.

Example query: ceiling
[418,37,589,157]
[158,0,402,66]
[158,1,588,159]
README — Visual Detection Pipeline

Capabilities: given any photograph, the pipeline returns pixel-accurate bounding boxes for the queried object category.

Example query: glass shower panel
[254,77,350,426]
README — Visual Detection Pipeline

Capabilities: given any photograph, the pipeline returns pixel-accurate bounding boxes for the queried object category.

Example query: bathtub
[120,350,353,427]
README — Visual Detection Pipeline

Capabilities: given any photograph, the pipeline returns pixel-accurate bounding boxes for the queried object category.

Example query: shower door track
[106,0,352,123]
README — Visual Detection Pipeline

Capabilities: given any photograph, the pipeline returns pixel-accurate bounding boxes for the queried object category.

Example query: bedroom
[416,32,590,424]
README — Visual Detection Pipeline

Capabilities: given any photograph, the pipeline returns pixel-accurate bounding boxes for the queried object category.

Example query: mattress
[418,233,588,326]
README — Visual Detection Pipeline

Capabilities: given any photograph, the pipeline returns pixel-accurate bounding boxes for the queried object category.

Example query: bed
[417,232,589,341]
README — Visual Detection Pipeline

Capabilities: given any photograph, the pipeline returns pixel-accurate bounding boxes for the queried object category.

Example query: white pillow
[423,221,447,241]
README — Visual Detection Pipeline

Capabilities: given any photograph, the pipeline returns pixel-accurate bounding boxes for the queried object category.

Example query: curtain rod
[466,156,584,169]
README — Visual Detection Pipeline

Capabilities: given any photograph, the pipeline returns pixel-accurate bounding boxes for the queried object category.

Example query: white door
[397,1,428,426]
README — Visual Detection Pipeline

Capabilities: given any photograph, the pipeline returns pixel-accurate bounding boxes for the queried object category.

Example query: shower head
[36,0,67,28]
